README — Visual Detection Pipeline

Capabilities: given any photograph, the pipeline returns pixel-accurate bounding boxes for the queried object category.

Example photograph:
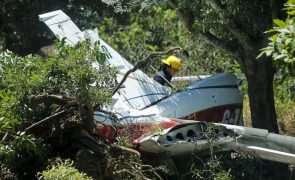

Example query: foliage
[38,159,91,180]
[181,124,234,179]
[0,162,18,180]
[0,40,117,132]
[191,155,233,180]
[258,0,295,75]
[276,99,295,135]
[0,40,118,177]
[98,6,189,74]
[102,0,271,40]
[102,0,284,134]
[274,74,295,101]
[98,5,239,80]
[257,1,295,135]
[0,0,126,55]
[51,40,117,105]
[102,0,159,13]
[116,136,133,148]
[218,152,267,180]
[0,133,50,178]
[107,151,166,179]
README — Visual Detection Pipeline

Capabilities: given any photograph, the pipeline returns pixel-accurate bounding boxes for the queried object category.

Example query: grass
[276,100,295,136]
[242,95,252,127]
[242,95,295,135]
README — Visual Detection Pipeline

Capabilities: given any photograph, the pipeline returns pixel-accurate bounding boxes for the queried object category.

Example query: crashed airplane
[39,10,295,164]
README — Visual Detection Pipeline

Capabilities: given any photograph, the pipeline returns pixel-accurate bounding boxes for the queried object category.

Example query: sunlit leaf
[274,19,286,28]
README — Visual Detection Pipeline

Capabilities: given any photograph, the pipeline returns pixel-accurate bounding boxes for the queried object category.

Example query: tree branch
[168,0,242,60]
[200,31,242,60]
[30,94,76,107]
[23,107,76,133]
[168,0,195,32]
[112,47,182,95]
[96,108,119,122]
[1,132,8,142]
[210,0,254,49]
[111,144,141,157]
[81,104,95,134]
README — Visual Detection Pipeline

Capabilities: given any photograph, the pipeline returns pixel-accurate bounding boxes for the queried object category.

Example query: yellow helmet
[162,55,182,70]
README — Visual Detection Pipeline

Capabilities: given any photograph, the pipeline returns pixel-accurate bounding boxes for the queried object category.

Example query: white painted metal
[93,72,243,125]
[171,75,210,82]
[140,73,243,119]
[39,10,295,165]
[39,10,243,125]
[139,121,295,164]
[39,10,171,113]
[39,10,82,45]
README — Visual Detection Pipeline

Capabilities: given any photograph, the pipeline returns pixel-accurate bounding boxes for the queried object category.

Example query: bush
[38,159,91,180]
[0,40,117,132]
[0,40,118,178]
[0,133,50,178]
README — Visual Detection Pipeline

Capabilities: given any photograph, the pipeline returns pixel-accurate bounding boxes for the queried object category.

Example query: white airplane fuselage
[38,10,244,126]
[39,10,295,166]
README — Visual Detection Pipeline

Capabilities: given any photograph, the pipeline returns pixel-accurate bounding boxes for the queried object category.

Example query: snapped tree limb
[30,94,76,107]
[112,47,182,95]
[23,107,76,133]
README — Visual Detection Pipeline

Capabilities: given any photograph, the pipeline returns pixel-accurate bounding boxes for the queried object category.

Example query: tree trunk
[169,0,279,132]
[245,54,278,133]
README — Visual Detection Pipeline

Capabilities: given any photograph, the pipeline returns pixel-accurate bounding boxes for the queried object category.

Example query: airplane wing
[39,10,171,114]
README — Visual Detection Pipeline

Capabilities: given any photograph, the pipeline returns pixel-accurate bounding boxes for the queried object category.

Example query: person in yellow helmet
[153,55,182,86]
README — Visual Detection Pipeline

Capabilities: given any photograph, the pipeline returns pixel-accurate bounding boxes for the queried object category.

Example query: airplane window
[176,133,184,140]
[187,129,196,137]
[166,135,173,141]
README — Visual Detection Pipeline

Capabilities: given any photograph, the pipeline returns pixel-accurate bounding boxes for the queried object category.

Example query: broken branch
[30,94,76,107]
[111,144,141,157]
[23,107,76,133]
[112,47,182,95]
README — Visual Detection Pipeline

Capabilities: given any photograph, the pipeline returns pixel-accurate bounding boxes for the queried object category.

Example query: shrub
[38,159,91,180]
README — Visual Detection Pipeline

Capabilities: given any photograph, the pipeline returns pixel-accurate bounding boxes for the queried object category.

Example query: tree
[258,1,295,116]
[258,0,295,76]
[0,0,287,132]
[0,41,118,178]
[0,42,174,179]
[103,0,287,132]
[0,0,128,55]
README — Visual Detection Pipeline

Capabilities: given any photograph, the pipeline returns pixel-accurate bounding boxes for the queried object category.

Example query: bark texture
[168,0,279,132]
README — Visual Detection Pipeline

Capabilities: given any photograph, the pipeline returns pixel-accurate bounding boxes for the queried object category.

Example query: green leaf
[274,54,287,60]
[272,34,278,43]
[274,19,286,28]
[266,50,273,56]
[287,0,295,5]
[256,51,265,59]
[265,29,278,33]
